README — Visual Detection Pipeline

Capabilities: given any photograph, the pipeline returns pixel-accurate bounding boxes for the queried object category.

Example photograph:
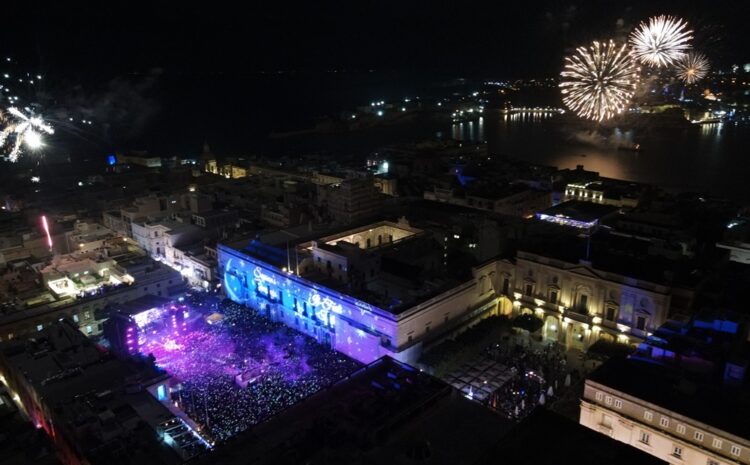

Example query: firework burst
[675,52,709,84]
[629,15,693,67]
[0,107,54,162]
[560,40,639,122]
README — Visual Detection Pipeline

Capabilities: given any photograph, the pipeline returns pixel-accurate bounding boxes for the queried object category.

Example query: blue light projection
[218,245,397,364]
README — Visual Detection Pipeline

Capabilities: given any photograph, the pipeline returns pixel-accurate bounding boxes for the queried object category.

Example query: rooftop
[588,356,750,441]
[203,356,513,465]
[477,408,667,465]
[1,320,187,464]
[537,200,619,224]
[518,226,701,288]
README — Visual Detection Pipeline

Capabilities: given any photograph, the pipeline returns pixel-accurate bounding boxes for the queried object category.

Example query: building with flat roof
[480,408,666,465]
[318,177,384,224]
[495,226,702,351]
[535,200,619,230]
[200,356,664,465]
[199,356,514,465]
[0,247,184,342]
[0,320,209,465]
[580,356,750,465]
[218,217,505,364]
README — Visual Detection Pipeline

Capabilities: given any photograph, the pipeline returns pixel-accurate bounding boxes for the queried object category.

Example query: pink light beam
[41,215,53,250]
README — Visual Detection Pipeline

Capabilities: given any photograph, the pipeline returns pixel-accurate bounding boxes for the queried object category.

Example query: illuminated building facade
[496,248,675,351]
[218,219,505,364]
[580,357,750,465]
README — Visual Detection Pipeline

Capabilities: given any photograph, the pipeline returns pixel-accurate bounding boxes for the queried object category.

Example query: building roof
[518,226,701,288]
[200,356,513,465]
[588,356,750,441]
[537,200,619,224]
[0,320,185,465]
[476,408,667,465]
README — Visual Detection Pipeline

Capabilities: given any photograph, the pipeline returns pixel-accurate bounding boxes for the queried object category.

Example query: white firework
[629,15,693,67]
[0,107,54,162]
[560,40,640,122]
[675,52,709,84]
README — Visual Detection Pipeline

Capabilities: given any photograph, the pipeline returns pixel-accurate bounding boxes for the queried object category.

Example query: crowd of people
[155,298,361,441]
[483,338,573,421]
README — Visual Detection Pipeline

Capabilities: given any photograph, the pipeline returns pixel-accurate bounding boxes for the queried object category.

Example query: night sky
[2,1,749,154]
[6,1,747,77]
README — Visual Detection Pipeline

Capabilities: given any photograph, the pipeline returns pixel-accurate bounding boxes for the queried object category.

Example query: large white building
[580,357,750,465]
[494,226,698,351]
[0,249,185,342]
[218,218,506,364]
[496,249,675,351]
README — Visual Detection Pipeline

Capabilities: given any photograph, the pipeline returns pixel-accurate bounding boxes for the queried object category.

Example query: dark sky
[6,1,749,79]
[2,1,748,155]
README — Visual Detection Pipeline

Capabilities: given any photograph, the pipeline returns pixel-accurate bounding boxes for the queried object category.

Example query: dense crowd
[158,298,361,441]
[484,339,572,420]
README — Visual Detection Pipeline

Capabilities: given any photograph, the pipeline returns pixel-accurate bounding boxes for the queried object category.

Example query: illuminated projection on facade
[219,246,396,364]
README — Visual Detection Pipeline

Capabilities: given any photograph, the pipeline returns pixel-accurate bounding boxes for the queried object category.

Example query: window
[707,460,719,465]
[636,316,647,331]
[36,324,43,332]
[595,392,603,401]
[601,414,612,428]
[606,306,617,321]
[644,411,653,421]
[673,446,683,459]
[502,279,509,295]
[614,399,623,409]
[525,284,533,296]
[660,417,670,428]
[84,311,91,319]
[731,445,742,456]
[605,396,612,405]
[549,290,558,304]
[677,424,686,434]
[85,325,93,334]
[695,432,704,442]
[713,439,723,449]
[639,431,650,445]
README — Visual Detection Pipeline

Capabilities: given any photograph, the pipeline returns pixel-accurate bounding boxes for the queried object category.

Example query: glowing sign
[253,266,277,286]
[308,290,344,315]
